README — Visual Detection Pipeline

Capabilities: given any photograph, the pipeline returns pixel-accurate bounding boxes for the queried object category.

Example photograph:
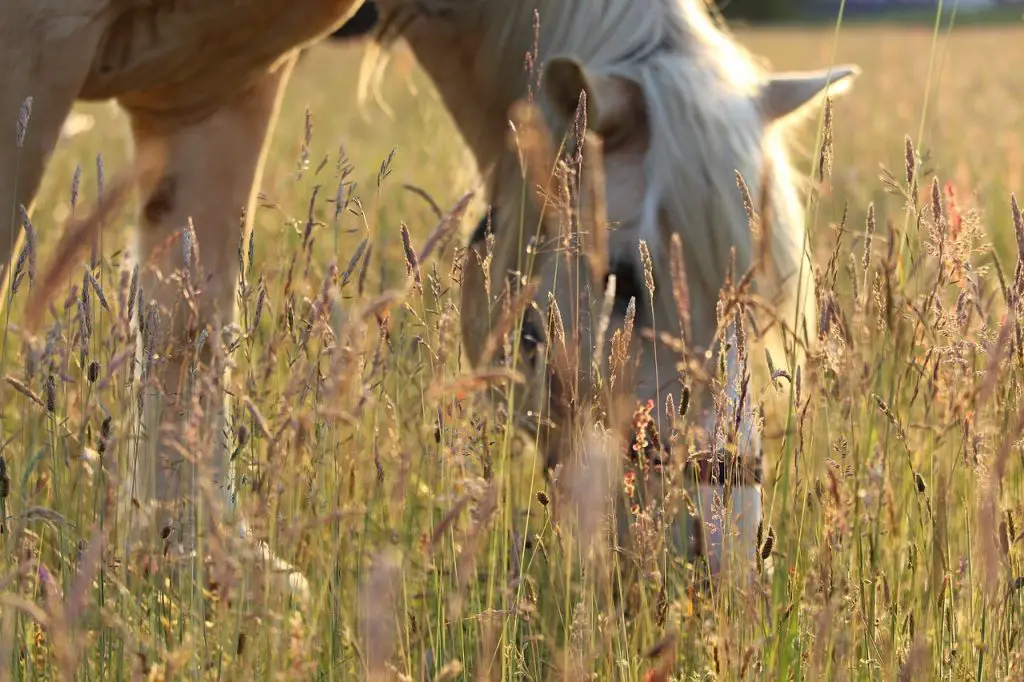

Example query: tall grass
[1,15,1024,679]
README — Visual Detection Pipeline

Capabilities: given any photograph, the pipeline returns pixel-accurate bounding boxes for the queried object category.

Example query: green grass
[2,18,1024,680]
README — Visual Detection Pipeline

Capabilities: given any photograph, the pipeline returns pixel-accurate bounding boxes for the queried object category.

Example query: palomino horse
[1,1,376,601]
[363,0,859,579]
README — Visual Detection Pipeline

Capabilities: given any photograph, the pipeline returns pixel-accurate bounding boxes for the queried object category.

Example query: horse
[1,0,378,602]
[362,0,859,579]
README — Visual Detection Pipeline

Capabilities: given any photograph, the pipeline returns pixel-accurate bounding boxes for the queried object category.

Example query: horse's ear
[543,56,644,138]
[758,64,861,123]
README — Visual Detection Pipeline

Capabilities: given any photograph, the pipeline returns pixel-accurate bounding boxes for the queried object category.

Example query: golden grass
[2,21,1024,679]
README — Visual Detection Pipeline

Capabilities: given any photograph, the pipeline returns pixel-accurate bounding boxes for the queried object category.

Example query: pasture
[2,18,1024,680]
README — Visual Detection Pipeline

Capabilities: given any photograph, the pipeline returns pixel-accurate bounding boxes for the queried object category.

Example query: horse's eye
[520,316,545,361]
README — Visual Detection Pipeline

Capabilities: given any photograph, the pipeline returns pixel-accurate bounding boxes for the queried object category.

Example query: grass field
[2,17,1024,681]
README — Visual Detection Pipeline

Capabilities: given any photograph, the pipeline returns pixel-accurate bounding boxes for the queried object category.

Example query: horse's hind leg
[0,15,101,312]
[120,53,307,600]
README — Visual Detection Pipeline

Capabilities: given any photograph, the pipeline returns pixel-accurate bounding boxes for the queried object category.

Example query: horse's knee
[142,175,178,226]
[125,65,291,322]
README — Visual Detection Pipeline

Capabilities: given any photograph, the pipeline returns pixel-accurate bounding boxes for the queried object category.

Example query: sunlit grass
[2,19,1024,679]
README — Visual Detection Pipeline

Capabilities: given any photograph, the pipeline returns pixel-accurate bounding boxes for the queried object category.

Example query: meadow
[1,17,1024,681]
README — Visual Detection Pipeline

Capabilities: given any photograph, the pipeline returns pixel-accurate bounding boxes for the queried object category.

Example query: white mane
[384,0,819,357]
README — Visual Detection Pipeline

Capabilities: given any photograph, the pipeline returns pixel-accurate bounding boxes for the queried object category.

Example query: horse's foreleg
[0,19,100,314]
[120,54,306,599]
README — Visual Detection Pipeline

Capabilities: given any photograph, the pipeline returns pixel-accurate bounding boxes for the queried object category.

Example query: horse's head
[457,59,658,473]
[371,0,862,576]
[463,51,861,474]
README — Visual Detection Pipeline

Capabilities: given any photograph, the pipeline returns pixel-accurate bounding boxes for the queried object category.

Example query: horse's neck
[397,7,542,171]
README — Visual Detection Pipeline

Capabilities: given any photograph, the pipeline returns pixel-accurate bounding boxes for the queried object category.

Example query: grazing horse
[1,0,376,601]
[364,0,859,578]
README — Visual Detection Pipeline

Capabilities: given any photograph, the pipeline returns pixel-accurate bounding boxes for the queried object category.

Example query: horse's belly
[81,0,359,104]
